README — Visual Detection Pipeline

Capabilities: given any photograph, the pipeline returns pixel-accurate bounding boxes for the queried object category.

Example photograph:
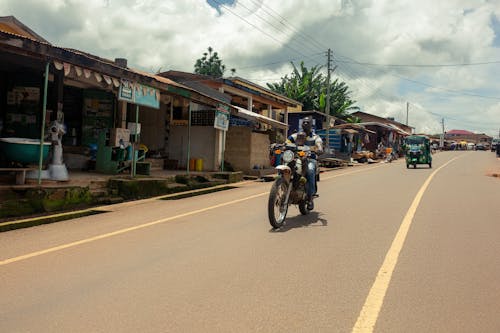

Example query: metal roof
[232,105,288,130]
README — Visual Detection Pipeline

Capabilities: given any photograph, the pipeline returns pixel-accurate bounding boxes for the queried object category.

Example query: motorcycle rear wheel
[268,178,289,229]
[299,200,310,215]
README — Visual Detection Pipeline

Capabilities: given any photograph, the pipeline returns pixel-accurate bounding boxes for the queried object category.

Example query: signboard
[118,79,160,109]
[316,129,341,150]
[214,104,230,131]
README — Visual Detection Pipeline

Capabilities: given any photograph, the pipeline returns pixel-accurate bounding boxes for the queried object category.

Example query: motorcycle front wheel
[268,177,289,229]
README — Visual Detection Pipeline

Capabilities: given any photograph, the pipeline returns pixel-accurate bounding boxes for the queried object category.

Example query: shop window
[171,98,189,125]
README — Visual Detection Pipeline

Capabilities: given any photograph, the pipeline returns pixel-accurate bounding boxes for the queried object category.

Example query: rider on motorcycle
[286,116,323,209]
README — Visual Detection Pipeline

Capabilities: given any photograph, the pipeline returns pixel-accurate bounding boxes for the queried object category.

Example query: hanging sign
[214,104,230,131]
[118,79,160,109]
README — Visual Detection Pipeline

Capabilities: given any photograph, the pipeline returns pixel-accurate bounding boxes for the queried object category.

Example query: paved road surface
[1,151,499,332]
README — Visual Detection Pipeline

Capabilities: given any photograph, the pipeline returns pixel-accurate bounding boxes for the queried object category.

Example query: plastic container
[195,158,203,171]
[189,158,196,171]
[273,152,281,166]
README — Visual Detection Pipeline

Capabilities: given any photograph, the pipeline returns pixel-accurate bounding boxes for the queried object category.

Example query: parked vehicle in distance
[475,143,486,150]
[467,142,475,150]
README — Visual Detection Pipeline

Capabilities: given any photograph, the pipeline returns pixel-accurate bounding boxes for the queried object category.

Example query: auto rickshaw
[404,135,432,168]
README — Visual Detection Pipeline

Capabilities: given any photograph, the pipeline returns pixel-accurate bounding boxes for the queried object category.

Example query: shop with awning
[357,122,410,157]
[0,22,239,181]
[158,71,300,173]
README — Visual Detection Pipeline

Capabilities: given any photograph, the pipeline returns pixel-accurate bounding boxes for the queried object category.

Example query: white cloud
[1,0,499,136]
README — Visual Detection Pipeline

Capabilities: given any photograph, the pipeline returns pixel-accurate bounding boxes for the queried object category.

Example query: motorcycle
[268,143,317,229]
[384,147,397,163]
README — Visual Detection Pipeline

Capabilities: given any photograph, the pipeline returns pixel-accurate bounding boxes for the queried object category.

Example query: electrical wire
[391,73,500,100]
[209,0,498,132]
[211,0,319,64]
[336,59,500,68]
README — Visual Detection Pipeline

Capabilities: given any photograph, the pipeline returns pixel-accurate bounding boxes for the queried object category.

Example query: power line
[411,103,499,129]
[237,52,324,70]
[335,59,500,68]
[391,73,500,100]
[212,0,499,131]
[237,0,326,55]
[217,0,388,103]
[211,0,319,64]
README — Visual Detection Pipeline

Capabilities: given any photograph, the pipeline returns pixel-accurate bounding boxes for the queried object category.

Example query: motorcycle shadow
[269,211,328,233]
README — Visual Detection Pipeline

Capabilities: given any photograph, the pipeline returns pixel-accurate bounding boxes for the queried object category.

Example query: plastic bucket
[195,158,203,171]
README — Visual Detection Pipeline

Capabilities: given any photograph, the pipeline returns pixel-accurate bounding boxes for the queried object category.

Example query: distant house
[445,129,492,145]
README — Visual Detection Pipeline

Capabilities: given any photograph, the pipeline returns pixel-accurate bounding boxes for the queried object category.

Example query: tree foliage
[267,61,358,117]
[346,115,362,123]
[194,46,235,78]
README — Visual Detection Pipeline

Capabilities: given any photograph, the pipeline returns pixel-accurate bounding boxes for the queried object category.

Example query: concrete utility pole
[325,49,333,152]
[440,118,445,149]
[406,102,409,126]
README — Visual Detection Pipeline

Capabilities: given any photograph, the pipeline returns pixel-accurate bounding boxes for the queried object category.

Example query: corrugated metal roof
[232,105,288,130]
[225,76,302,107]
[0,16,50,44]
[0,29,233,108]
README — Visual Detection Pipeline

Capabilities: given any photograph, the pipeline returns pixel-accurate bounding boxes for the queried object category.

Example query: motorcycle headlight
[282,150,294,163]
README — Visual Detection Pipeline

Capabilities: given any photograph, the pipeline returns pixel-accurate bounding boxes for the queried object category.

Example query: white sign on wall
[214,104,230,131]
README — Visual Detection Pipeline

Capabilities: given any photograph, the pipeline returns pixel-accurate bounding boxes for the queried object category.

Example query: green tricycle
[404,135,432,169]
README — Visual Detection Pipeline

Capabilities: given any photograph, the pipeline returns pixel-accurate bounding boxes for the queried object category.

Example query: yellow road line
[0,163,379,267]
[0,192,267,266]
[352,156,462,333]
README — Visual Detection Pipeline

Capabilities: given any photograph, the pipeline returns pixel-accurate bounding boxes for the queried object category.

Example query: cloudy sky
[1,0,500,136]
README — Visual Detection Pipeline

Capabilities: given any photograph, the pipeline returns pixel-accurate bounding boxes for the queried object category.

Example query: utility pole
[325,48,332,153]
[440,118,445,149]
[406,102,409,126]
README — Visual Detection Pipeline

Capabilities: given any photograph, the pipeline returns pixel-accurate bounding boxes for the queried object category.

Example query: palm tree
[267,61,358,117]
[267,62,325,111]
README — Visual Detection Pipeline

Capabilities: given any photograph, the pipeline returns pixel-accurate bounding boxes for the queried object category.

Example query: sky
[1,0,500,137]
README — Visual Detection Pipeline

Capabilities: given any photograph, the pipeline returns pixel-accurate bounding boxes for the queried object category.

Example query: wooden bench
[0,168,36,185]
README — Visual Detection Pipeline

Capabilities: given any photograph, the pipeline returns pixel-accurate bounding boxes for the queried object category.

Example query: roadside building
[0,16,238,180]
[159,71,302,174]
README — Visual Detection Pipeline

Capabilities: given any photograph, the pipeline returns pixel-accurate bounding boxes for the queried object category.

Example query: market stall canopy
[232,105,288,130]
[332,123,376,134]
[357,122,410,135]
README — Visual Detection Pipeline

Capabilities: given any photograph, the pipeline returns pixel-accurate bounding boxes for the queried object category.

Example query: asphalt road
[1,151,499,332]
